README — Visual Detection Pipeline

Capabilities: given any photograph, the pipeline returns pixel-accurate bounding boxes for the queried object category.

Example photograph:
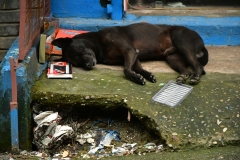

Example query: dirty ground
[1,146,240,159]
[30,104,164,159]
[8,46,239,159]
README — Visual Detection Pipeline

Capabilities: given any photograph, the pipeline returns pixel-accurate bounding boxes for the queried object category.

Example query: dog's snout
[86,63,91,67]
[85,63,93,70]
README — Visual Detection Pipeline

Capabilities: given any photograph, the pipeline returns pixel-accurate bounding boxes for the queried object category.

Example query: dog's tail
[196,47,208,66]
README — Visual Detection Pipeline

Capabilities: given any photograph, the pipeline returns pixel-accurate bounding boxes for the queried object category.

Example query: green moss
[31,68,240,150]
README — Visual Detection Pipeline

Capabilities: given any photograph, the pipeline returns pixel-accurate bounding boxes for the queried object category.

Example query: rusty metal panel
[44,0,51,16]
[19,0,50,60]
[10,57,19,150]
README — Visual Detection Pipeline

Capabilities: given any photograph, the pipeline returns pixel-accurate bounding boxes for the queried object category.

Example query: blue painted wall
[51,0,109,19]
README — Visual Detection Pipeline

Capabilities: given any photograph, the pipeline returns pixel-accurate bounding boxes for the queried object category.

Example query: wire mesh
[152,80,193,108]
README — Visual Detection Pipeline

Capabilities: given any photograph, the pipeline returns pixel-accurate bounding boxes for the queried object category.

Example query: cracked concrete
[31,46,240,151]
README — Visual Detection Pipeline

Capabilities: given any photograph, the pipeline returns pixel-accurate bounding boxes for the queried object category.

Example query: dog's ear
[51,38,72,48]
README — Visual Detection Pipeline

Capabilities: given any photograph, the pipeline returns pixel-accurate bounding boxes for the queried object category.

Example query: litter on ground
[31,104,164,159]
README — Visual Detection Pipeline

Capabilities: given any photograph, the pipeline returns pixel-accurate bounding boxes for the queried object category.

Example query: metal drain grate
[152,80,193,108]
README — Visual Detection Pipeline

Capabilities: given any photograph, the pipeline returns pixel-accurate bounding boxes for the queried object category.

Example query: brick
[0,50,8,62]
[0,0,19,10]
[0,23,19,36]
[0,10,20,23]
[0,37,16,49]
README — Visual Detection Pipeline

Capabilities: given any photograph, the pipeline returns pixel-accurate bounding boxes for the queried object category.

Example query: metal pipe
[10,56,19,150]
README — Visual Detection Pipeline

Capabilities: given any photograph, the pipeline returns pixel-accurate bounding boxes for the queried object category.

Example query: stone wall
[0,0,20,62]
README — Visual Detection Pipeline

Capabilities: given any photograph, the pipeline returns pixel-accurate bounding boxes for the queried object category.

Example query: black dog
[52,22,208,85]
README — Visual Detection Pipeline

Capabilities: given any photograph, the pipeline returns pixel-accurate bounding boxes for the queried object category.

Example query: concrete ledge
[0,10,20,23]
[31,52,240,150]
[0,24,19,36]
[0,0,20,9]
[0,37,46,151]
[0,37,17,49]
[59,15,240,46]
[30,46,240,150]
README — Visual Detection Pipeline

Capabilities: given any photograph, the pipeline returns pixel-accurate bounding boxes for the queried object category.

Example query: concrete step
[58,16,240,46]
[32,46,240,150]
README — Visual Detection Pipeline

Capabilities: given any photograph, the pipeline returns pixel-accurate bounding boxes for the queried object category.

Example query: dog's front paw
[133,74,146,85]
[149,74,157,83]
[141,72,157,83]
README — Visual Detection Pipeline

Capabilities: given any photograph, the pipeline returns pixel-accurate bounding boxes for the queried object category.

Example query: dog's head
[52,38,97,70]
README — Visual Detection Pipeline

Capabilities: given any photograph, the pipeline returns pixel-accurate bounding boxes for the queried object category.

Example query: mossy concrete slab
[32,60,240,150]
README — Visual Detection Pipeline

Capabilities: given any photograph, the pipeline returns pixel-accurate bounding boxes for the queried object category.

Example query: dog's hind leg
[166,53,191,84]
[170,28,205,84]
[177,47,204,84]
[132,59,157,83]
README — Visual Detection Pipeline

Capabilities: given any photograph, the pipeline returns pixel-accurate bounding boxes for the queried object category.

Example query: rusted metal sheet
[10,56,19,150]
[19,0,50,60]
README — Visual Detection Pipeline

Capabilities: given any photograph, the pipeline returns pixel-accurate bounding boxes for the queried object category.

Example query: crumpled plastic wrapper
[33,111,73,150]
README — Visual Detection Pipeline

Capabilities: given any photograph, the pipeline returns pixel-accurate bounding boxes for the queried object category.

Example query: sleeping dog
[52,22,208,85]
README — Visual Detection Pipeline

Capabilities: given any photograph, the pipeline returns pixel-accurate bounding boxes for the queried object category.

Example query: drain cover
[152,80,193,108]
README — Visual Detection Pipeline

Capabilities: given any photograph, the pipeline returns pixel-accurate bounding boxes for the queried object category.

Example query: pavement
[31,46,240,157]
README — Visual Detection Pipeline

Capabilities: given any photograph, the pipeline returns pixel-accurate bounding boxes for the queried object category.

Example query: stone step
[58,16,240,46]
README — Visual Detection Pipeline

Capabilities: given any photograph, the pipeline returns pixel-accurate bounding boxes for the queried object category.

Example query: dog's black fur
[52,22,208,85]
